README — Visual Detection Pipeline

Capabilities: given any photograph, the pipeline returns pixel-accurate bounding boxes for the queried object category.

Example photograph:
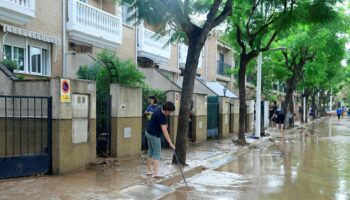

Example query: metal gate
[96,95,111,156]
[207,96,219,137]
[0,96,52,179]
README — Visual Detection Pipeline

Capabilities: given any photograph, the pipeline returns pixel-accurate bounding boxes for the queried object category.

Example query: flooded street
[1,117,349,200]
[162,118,350,200]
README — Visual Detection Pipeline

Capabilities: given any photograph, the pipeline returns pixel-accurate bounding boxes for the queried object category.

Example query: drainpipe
[177,44,180,83]
[1,32,8,59]
[135,24,138,66]
[205,40,208,83]
[62,0,66,77]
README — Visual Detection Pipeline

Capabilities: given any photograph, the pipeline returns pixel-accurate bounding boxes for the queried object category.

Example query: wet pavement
[162,118,350,200]
[1,117,349,200]
[0,130,244,200]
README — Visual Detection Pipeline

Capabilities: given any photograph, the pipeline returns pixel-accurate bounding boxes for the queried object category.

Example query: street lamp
[255,47,287,138]
[223,87,227,97]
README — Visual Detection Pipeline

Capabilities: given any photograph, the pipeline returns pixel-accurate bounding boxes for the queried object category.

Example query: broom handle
[173,149,188,186]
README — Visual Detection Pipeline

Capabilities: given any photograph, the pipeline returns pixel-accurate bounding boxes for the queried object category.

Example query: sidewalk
[0,121,309,200]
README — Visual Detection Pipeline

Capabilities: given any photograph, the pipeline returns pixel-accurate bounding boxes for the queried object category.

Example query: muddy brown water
[162,118,350,200]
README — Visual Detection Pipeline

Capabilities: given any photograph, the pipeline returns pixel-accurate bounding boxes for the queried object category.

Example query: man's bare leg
[153,160,159,177]
[146,157,153,175]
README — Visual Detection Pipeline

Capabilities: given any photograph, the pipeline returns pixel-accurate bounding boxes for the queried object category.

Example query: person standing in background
[144,96,159,120]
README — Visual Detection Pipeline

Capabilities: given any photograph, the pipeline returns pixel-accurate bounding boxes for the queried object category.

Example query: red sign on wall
[60,79,71,103]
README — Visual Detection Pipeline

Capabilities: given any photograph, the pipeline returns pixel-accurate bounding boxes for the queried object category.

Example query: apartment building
[0,0,236,93]
[0,0,62,78]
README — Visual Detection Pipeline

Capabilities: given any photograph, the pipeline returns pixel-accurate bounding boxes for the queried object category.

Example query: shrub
[0,59,18,72]
[76,50,145,100]
[142,88,167,111]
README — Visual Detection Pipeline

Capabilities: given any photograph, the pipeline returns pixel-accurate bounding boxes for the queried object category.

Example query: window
[219,53,224,62]
[28,46,49,75]
[30,47,41,73]
[122,4,134,27]
[3,45,25,71]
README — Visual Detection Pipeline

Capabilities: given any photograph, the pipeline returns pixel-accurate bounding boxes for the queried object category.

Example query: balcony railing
[67,0,122,49]
[217,60,231,77]
[0,0,35,25]
[137,24,171,64]
[178,43,202,69]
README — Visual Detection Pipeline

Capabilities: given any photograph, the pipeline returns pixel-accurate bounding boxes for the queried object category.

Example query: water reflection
[163,118,350,200]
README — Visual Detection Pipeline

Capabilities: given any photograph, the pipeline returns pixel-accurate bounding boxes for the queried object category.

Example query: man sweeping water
[145,101,176,178]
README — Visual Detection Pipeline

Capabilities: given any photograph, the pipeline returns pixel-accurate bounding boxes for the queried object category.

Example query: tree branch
[282,51,289,69]
[246,0,261,37]
[261,31,278,52]
[211,0,233,28]
[184,0,190,17]
[202,0,222,31]
[236,24,246,54]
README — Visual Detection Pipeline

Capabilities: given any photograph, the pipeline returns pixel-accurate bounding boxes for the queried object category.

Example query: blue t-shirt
[336,108,342,115]
[147,107,167,138]
[146,104,158,113]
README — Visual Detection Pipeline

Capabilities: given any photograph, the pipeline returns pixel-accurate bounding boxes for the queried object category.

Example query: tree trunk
[320,91,325,117]
[282,77,296,128]
[174,37,204,165]
[305,94,310,122]
[311,90,317,120]
[237,54,249,144]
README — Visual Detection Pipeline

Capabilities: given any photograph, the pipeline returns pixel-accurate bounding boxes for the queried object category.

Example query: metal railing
[0,96,52,158]
[217,60,231,77]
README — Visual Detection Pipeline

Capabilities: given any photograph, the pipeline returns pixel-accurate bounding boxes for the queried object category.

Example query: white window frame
[2,34,51,77]
[121,4,134,27]
[3,44,25,72]
[28,45,50,76]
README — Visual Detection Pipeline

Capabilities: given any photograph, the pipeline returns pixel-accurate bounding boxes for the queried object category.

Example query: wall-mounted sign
[175,92,179,103]
[60,79,71,103]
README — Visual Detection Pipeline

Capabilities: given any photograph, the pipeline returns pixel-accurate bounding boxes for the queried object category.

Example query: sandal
[146,173,152,176]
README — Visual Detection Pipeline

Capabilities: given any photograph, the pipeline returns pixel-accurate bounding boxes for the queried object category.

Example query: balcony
[137,24,171,64]
[67,0,122,50]
[0,0,35,25]
[217,60,231,77]
[178,43,202,69]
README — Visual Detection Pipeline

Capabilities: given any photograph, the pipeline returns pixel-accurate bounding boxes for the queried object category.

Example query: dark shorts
[276,114,285,124]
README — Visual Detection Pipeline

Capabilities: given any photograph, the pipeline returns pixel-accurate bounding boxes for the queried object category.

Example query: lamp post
[223,87,227,97]
[255,47,287,138]
[255,52,262,138]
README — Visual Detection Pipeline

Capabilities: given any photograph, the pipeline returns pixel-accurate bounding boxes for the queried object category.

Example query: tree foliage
[223,0,340,142]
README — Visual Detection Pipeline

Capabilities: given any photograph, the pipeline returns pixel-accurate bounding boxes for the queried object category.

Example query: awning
[2,24,61,45]
[206,82,238,98]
